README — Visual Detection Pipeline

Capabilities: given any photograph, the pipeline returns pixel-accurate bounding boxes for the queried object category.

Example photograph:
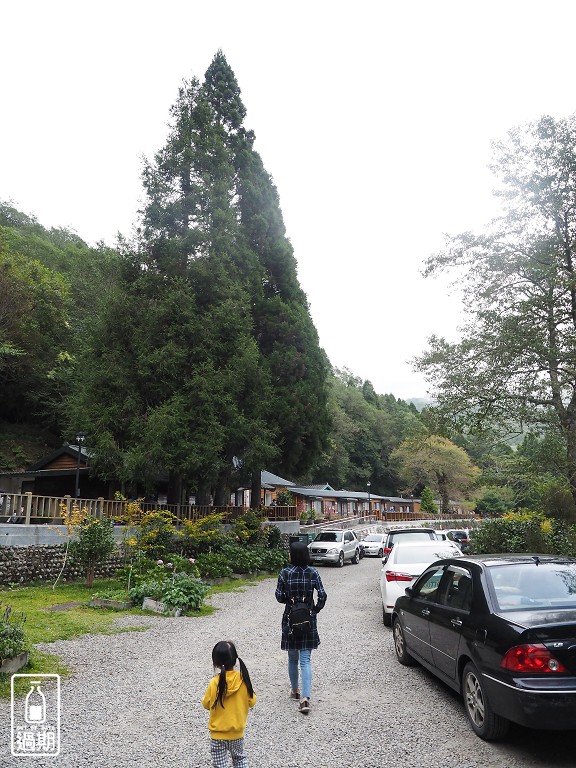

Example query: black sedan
[391,554,576,740]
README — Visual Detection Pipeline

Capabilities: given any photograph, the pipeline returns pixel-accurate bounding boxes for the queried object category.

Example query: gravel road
[0,557,574,767]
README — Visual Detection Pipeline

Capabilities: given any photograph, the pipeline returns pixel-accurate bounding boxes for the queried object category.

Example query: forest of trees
[2,55,576,521]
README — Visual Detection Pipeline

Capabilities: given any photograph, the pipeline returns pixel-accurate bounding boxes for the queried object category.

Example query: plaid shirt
[275,565,327,650]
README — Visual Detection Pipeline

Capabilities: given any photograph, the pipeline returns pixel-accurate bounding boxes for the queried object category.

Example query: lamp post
[75,432,85,499]
[366,481,371,517]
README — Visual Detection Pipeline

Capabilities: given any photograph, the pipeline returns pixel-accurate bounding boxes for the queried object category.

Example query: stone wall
[0,545,124,586]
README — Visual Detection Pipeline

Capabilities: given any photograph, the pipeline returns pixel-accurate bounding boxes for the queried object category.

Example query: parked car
[308,529,361,567]
[380,540,462,626]
[392,554,576,740]
[361,533,387,557]
[445,529,471,552]
[382,527,439,561]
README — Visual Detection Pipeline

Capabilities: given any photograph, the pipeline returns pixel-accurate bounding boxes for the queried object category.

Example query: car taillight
[383,547,392,555]
[385,571,413,582]
[501,644,568,673]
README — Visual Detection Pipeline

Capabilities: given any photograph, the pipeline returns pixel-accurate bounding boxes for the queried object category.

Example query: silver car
[308,530,361,567]
[361,533,387,557]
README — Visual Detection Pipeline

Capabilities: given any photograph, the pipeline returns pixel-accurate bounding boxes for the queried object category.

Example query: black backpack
[288,598,312,638]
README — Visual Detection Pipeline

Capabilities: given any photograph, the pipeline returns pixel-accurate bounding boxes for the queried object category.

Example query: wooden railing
[0,492,474,527]
[0,492,300,525]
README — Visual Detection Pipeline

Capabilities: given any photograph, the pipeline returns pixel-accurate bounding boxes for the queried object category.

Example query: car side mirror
[405,587,415,598]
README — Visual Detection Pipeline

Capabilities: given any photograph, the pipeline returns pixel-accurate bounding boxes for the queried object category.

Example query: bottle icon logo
[25,682,46,724]
[11,674,60,756]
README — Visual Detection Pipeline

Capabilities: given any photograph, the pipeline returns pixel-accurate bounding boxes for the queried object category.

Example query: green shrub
[180,513,226,555]
[69,517,116,587]
[134,510,181,559]
[470,510,576,555]
[265,524,282,548]
[194,552,233,580]
[0,603,27,661]
[230,510,267,546]
[275,490,294,506]
[128,573,208,614]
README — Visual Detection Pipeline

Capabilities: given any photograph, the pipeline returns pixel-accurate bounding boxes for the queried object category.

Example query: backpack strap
[287,566,314,607]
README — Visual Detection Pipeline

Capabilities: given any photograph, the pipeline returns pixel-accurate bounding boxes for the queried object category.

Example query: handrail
[0,492,301,525]
[0,491,476,527]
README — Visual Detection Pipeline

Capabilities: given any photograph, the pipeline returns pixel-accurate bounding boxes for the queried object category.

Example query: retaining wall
[0,545,123,586]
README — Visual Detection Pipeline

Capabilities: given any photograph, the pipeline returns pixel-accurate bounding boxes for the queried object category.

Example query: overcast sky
[2,1,576,400]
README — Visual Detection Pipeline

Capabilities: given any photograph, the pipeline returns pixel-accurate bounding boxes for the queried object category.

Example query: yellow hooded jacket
[202,670,256,740]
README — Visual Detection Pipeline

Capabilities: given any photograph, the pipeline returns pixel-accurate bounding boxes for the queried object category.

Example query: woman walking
[275,540,327,714]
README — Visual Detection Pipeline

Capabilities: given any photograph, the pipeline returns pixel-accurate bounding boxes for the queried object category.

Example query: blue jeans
[288,649,312,699]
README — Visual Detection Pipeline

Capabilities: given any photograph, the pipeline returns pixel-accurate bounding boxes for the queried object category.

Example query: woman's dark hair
[290,540,311,567]
[212,640,254,709]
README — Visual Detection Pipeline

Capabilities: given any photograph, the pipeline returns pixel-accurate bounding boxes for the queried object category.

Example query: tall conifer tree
[66,51,329,502]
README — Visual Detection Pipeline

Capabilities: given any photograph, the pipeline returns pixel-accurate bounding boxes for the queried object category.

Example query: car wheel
[352,549,360,564]
[462,662,509,741]
[383,605,392,627]
[393,618,414,664]
[337,551,344,567]
[378,548,383,558]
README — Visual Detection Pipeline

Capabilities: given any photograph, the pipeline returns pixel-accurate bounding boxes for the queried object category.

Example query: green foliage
[181,513,226,554]
[193,552,233,580]
[230,509,266,545]
[419,486,438,514]
[194,543,287,579]
[391,434,480,512]
[264,524,282,548]
[0,202,121,432]
[128,572,208,613]
[0,603,27,661]
[312,369,423,492]
[69,517,116,587]
[274,489,294,506]
[125,511,180,561]
[474,489,510,517]
[469,511,576,555]
[416,115,576,512]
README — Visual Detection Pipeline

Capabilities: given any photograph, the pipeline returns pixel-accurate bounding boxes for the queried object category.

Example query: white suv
[308,530,361,567]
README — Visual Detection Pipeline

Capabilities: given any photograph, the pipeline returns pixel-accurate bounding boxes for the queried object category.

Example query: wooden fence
[0,491,475,527]
[0,492,301,525]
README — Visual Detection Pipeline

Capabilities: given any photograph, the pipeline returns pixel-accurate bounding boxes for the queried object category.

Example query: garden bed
[0,651,29,675]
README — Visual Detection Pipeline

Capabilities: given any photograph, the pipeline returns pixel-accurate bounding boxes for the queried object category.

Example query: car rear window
[395,545,460,564]
[488,562,576,609]
[390,531,436,545]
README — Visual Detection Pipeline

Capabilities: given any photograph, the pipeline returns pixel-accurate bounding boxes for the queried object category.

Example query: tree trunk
[565,428,576,515]
[213,467,231,506]
[436,472,450,514]
[86,562,96,588]
[195,480,212,506]
[250,471,261,510]
[167,472,183,505]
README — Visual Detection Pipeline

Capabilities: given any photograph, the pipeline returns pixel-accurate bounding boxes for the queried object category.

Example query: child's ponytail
[238,656,254,698]
[214,664,227,709]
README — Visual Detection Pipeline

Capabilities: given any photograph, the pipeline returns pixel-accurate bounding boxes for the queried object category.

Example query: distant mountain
[407,398,432,412]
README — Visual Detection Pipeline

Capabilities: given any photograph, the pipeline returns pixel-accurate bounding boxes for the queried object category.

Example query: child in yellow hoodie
[202,641,256,768]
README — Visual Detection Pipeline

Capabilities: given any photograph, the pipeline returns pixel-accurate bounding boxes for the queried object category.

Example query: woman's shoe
[290,690,300,700]
[299,698,310,714]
